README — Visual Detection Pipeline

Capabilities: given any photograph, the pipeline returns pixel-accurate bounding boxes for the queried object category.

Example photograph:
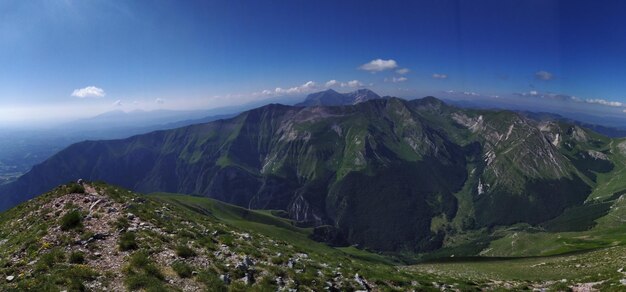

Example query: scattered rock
[89,199,103,212]
[243,255,254,266]
[219,274,230,285]
[235,262,248,271]
[355,273,370,291]
[276,276,285,287]
[244,271,255,285]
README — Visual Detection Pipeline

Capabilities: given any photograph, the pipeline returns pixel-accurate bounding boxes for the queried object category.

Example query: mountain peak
[296,88,381,106]
[411,96,446,109]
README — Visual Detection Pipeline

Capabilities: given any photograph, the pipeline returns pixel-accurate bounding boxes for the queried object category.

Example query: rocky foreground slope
[0,182,434,291]
[1,182,626,291]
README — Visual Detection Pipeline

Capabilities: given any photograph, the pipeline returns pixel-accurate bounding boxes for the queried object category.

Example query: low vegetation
[0,182,625,291]
[118,232,138,251]
[59,209,82,231]
[171,261,193,278]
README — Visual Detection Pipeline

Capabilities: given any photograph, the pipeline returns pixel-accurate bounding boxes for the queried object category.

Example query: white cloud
[585,98,623,107]
[432,73,448,79]
[515,90,626,108]
[261,89,272,95]
[385,77,407,83]
[71,86,105,98]
[325,80,339,87]
[155,98,165,104]
[302,81,316,88]
[359,59,398,72]
[341,80,363,88]
[463,91,479,96]
[535,70,554,81]
[113,100,122,106]
[274,81,318,95]
[396,68,410,75]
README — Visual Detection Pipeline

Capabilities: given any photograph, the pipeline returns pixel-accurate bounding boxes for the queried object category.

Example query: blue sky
[2,0,626,125]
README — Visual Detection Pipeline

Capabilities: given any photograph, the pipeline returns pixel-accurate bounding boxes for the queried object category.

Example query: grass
[119,232,139,251]
[68,251,85,264]
[171,261,193,278]
[59,209,83,231]
[175,244,196,258]
[197,270,227,291]
[124,251,166,291]
[3,181,626,291]
[65,183,85,194]
[410,245,626,288]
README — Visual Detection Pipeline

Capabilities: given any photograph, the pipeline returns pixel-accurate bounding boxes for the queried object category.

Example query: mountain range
[0,90,618,254]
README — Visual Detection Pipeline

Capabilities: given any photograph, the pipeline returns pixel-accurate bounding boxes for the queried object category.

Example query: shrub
[61,265,99,291]
[37,248,65,271]
[125,251,165,291]
[197,270,227,292]
[66,183,85,194]
[113,217,130,230]
[119,232,139,251]
[69,251,85,264]
[179,230,196,239]
[60,210,83,231]
[171,261,193,278]
[175,244,196,258]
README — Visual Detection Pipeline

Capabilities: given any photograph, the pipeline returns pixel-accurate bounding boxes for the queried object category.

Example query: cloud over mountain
[71,86,105,98]
[359,59,398,72]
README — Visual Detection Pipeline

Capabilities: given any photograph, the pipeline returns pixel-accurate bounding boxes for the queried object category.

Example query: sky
[2,0,626,126]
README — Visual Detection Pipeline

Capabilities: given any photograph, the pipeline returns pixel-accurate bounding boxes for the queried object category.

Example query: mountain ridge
[0,92,615,253]
[295,88,382,106]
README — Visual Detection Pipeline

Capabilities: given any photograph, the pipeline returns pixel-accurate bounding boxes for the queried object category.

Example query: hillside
[1,182,626,291]
[0,182,417,291]
[0,95,616,254]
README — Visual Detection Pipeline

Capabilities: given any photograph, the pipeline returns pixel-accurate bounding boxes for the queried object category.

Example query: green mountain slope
[0,95,615,253]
